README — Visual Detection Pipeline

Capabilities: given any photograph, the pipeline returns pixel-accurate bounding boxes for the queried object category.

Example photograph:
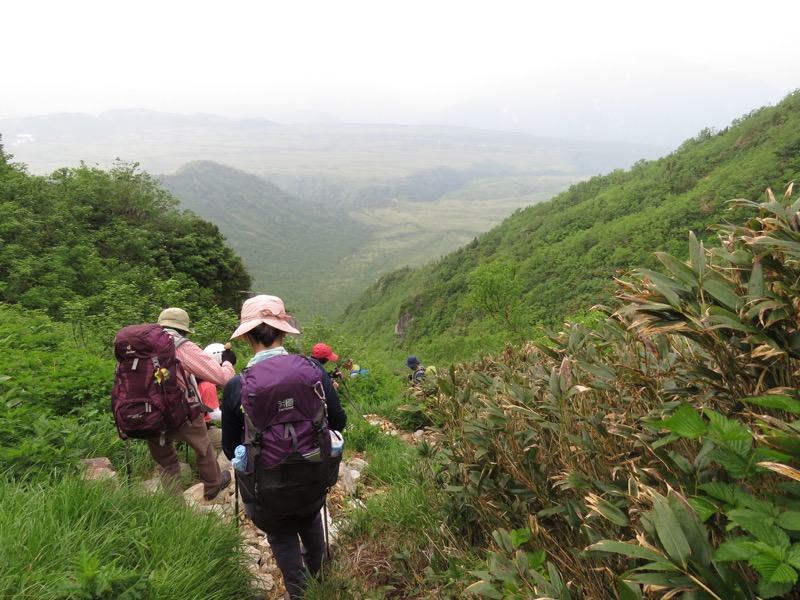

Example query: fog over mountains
[2,51,789,161]
[426,51,784,147]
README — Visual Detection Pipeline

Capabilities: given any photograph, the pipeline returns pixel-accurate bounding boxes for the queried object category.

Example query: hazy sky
[5,0,800,120]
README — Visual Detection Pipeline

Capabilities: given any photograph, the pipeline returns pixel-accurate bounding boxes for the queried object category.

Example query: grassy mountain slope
[339,92,800,364]
[160,130,657,320]
[158,160,370,318]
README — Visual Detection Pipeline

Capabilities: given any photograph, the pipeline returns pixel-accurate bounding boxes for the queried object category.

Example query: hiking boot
[204,470,231,501]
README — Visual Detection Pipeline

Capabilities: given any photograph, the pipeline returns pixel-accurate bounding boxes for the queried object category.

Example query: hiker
[311,342,338,365]
[221,295,347,600]
[147,307,235,500]
[199,342,237,456]
[310,342,354,387]
[406,355,427,383]
[341,357,367,379]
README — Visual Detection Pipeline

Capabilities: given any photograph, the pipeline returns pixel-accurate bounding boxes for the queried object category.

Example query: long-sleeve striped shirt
[164,329,235,387]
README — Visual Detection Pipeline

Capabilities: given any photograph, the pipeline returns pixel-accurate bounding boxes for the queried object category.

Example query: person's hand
[221,344,237,366]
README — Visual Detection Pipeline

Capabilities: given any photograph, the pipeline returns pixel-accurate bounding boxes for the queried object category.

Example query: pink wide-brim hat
[230,295,300,340]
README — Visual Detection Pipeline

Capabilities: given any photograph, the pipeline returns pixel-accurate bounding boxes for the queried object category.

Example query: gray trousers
[254,506,326,599]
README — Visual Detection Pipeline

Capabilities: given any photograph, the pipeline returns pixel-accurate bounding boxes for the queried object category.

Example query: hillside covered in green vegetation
[3,91,800,598]
[340,91,800,364]
[155,124,655,321]
[0,150,251,323]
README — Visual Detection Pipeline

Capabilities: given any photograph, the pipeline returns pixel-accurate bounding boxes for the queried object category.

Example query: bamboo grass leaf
[463,580,503,598]
[705,307,757,332]
[656,252,699,287]
[668,492,713,566]
[748,258,764,298]
[689,232,706,277]
[584,540,665,562]
[650,490,692,567]
[617,578,642,600]
[586,494,630,526]
[743,395,800,414]
[700,276,741,310]
[634,269,683,307]
[624,573,695,587]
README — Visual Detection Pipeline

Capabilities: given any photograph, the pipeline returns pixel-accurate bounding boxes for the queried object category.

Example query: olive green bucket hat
[157,307,195,333]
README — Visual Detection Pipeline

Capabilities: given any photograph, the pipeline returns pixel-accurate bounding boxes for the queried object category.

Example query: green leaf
[749,554,797,585]
[509,528,531,548]
[730,514,790,549]
[656,406,707,439]
[650,491,692,567]
[786,544,800,569]
[748,258,764,298]
[743,394,800,415]
[616,578,642,600]
[714,539,759,561]
[699,481,744,504]
[776,511,800,531]
[688,231,706,277]
[656,252,699,287]
[589,496,630,527]
[687,497,717,522]
[463,580,503,599]
[585,540,665,562]
[701,275,741,310]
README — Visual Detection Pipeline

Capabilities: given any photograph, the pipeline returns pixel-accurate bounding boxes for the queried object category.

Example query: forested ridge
[340,90,800,364]
[0,148,251,319]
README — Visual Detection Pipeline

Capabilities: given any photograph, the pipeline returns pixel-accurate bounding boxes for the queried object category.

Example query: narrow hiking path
[81,413,429,599]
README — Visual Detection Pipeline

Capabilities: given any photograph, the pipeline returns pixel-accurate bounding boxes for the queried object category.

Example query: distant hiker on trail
[311,342,340,383]
[341,357,367,379]
[199,342,237,457]
[148,308,235,500]
[406,355,427,383]
[311,342,338,366]
[221,295,347,600]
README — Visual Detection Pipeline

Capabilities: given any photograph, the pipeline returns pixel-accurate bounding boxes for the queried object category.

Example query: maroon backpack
[111,324,201,442]
[239,354,341,516]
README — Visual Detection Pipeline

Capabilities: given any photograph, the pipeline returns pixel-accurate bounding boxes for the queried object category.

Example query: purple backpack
[111,324,201,442]
[239,354,340,515]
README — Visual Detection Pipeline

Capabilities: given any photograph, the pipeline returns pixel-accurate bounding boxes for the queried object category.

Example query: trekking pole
[338,378,365,418]
[125,438,132,483]
[323,496,331,559]
[234,472,240,526]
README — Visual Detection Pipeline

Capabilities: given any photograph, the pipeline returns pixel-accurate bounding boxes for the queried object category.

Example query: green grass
[0,474,253,599]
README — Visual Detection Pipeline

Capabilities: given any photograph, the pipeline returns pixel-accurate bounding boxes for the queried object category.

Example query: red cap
[311,343,338,361]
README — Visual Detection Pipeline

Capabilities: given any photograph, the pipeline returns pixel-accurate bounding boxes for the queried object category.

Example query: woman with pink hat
[221,295,347,599]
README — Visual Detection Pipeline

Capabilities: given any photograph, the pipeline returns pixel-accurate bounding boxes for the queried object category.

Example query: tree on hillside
[0,159,251,318]
[466,256,531,342]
